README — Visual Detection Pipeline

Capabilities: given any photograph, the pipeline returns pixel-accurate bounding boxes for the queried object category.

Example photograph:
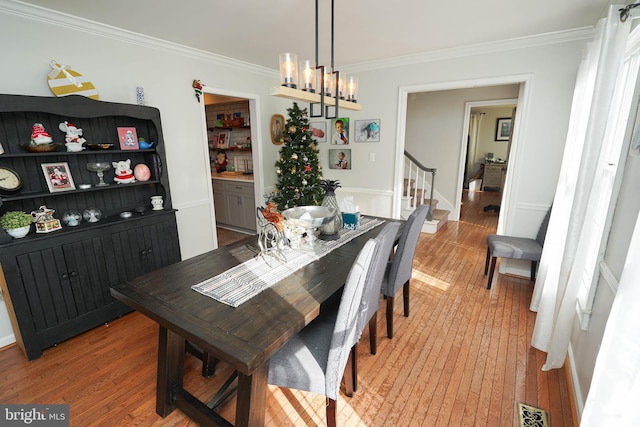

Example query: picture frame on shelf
[216,130,230,149]
[41,162,76,192]
[354,119,380,142]
[310,121,327,142]
[495,118,512,141]
[117,127,139,150]
[271,114,284,145]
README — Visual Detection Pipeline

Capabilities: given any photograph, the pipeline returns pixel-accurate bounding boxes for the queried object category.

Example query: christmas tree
[272,103,324,211]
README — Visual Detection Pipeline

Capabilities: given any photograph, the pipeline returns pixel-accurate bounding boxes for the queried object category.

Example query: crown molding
[343,27,596,73]
[0,0,277,78]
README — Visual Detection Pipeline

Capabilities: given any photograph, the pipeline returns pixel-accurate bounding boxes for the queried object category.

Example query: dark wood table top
[111,219,400,376]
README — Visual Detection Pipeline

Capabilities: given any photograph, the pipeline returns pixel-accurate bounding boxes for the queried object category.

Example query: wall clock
[0,166,23,194]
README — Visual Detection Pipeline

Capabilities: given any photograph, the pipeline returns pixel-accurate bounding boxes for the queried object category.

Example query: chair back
[536,206,552,246]
[356,222,400,336]
[325,239,377,400]
[384,204,429,296]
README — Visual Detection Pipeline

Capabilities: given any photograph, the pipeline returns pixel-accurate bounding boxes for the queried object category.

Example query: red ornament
[304,164,312,172]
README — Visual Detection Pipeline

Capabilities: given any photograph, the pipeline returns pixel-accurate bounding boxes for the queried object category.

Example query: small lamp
[323,71,334,97]
[337,73,346,100]
[279,53,298,88]
[347,76,358,102]
[299,60,316,92]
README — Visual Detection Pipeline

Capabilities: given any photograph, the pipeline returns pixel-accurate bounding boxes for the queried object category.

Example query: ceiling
[19,0,623,69]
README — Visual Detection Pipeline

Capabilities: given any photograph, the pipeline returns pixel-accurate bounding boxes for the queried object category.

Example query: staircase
[403,151,449,233]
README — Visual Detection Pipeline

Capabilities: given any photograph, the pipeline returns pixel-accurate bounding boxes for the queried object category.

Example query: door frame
[394,74,532,233]
[198,86,264,247]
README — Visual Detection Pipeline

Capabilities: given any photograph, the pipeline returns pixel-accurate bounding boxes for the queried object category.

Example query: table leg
[235,362,268,427]
[156,326,185,417]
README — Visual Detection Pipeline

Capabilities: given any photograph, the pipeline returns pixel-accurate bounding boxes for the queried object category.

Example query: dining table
[110,216,403,427]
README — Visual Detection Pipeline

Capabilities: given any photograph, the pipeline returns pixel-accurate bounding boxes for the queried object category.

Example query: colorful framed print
[354,119,380,142]
[41,162,76,192]
[330,117,349,145]
[310,121,327,142]
[117,127,139,150]
[329,149,351,170]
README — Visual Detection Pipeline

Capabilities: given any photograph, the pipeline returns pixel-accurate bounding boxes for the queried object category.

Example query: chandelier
[270,0,362,119]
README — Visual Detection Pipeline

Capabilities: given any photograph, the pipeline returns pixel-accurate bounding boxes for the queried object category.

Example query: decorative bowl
[86,143,114,150]
[281,206,335,229]
[20,142,61,153]
[5,225,30,239]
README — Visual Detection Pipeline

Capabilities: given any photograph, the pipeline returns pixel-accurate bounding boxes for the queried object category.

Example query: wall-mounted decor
[331,117,349,145]
[495,118,512,141]
[329,149,351,170]
[271,114,285,145]
[41,162,76,192]
[354,119,380,142]
[117,127,139,150]
[310,121,327,142]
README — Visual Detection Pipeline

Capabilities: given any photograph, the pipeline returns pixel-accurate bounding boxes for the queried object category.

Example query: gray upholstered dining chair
[381,204,429,339]
[359,221,400,355]
[346,221,400,393]
[484,207,551,289]
[268,239,377,427]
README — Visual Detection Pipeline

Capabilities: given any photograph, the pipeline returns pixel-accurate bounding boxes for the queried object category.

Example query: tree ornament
[288,126,297,134]
[305,164,312,172]
[302,179,307,185]
[276,168,281,175]
[291,166,297,173]
[291,153,298,160]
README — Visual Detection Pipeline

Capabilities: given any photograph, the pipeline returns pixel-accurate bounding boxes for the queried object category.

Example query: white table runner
[192,217,384,307]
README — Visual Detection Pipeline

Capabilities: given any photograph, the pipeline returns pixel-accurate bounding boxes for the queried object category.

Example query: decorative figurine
[30,123,54,145]
[112,159,136,184]
[31,205,62,233]
[215,151,228,173]
[133,163,151,181]
[59,121,86,152]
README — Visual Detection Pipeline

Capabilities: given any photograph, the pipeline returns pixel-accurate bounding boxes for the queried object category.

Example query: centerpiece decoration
[318,179,343,240]
[272,103,323,211]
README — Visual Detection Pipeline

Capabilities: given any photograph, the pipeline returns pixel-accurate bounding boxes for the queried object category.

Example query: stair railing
[404,150,436,221]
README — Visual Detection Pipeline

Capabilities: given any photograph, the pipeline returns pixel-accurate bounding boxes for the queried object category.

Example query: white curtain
[581,208,640,425]
[530,6,630,370]
[467,112,483,181]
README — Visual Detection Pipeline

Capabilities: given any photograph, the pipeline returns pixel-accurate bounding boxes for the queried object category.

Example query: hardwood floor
[0,190,575,426]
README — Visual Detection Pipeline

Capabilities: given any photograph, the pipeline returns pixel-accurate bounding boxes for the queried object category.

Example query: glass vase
[319,189,343,240]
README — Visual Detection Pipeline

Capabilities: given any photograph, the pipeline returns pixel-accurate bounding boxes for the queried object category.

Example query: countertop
[211,173,254,183]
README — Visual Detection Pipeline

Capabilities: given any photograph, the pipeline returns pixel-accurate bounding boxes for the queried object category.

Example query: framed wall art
[271,114,284,145]
[495,118,512,141]
[41,162,76,192]
[330,117,349,145]
[117,127,139,150]
[354,119,380,142]
[309,121,327,142]
[329,149,351,170]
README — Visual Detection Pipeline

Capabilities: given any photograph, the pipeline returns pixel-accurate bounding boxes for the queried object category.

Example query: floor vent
[517,402,549,427]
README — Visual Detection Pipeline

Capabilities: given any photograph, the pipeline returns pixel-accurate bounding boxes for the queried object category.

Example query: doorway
[199,87,263,247]
[395,75,530,235]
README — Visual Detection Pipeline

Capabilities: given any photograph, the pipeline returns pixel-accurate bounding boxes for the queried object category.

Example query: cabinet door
[212,180,228,224]
[108,213,181,283]
[224,181,256,231]
[2,233,126,359]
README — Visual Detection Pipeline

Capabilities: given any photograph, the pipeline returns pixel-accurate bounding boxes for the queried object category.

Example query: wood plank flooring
[0,190,575,426]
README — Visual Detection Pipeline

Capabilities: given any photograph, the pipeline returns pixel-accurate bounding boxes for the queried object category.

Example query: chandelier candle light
[272,0,361,118]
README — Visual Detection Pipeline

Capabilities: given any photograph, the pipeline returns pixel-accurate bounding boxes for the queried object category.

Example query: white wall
[0,2,287,346]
